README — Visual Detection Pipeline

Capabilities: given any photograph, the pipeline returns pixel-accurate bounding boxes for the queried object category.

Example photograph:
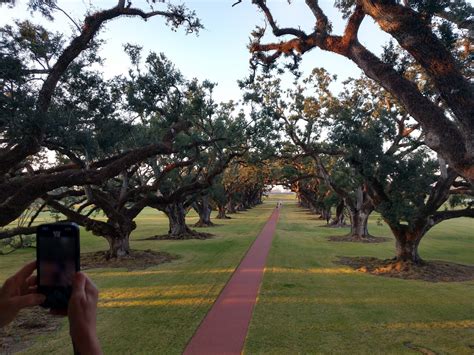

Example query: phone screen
[37,223,79,309]
[38,234,77,287]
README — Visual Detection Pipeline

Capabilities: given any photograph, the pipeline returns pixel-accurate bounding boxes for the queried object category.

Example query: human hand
[68,272,101,355]
[0,261,45,328]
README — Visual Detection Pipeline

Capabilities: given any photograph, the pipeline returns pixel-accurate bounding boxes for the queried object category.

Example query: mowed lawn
[1,195,473,354]
[0,204,274,354]
[245,198,474,354]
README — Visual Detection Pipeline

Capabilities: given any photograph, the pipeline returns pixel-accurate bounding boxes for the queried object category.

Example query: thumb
[11,293,45,309]
[72,272,86,298]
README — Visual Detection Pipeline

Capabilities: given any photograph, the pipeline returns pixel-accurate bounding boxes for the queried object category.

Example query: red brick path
[183,208,280,355]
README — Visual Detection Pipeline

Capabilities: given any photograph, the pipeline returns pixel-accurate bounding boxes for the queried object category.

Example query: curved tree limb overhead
[0,0,201,175]
[0,116,194,227]
[358,0,474,131]
[248,0,474,183]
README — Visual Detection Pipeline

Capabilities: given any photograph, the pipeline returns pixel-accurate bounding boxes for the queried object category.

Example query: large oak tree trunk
[389,225,425,264]
[330,200,346,227]
[194,196,214,227]
[319,208,331,223]
[226,198,236,214]
[106,234,131,259]
[103,220,135,259]
[164,202,193,238]
[345,186,374,239]
[216,205,230,219]
[348,209,370,239]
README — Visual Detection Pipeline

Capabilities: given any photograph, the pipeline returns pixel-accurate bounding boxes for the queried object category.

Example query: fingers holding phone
[0,261,46,328]
[69,272,102,355]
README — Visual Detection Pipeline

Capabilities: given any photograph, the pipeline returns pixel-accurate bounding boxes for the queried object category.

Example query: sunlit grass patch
[1,202,274,355]
[245,201,474,354]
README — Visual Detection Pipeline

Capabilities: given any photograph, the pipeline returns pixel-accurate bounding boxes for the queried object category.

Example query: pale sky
[0,0,392,102]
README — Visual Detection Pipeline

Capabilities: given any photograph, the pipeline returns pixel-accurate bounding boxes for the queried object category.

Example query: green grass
[1,195,473,354]
[244,199,474,354]
[0,204,273,355]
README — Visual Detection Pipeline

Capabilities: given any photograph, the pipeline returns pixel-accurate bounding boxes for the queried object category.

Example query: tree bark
[348,209,370,238]
[103,217,137,259]
[216,205,230,219]
[329,200,346,227]
[105,233,131,259]
[164,202,193,238]
[389,225,423,264]
[193,196,214,227]
[359,0,474,133]
[226,198,236,214]
[320,208,331,223]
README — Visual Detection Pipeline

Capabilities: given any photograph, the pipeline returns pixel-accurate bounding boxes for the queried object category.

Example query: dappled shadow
[335,256,474,282]
[99,284,217,308]
[265,266,357,275]
[89,268,235,278]
[100,296,214,308]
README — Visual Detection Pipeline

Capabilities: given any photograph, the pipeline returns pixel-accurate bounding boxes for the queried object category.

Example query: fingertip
[15,261,37,279]
[72,272,86,295]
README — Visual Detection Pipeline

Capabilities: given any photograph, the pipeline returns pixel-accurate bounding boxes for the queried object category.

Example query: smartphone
[36,223,80,309]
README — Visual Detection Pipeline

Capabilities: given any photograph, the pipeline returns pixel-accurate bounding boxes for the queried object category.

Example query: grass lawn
[1,195,473,354]
[0,204,273,354]
[244,198,474,354]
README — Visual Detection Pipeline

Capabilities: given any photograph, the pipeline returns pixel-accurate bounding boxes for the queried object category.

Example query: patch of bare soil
[328,235,390,243]
[142,231,214,241]
[336,256,474,282]
[0,307,62,354]
[81,249,178,271]
[321,223,350,228]
[193,221,216,228]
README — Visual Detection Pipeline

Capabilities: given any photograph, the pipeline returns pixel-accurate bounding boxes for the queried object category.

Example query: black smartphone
[36,223,80,310]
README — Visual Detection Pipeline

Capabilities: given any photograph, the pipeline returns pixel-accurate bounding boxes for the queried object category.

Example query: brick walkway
[183,208,280,355]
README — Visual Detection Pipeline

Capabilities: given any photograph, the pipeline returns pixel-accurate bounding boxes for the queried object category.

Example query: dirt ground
[142,231,214,241]
[328,235,390,243]
[81,249,178,270]
[0,307,62,354]
[336,256,474,282]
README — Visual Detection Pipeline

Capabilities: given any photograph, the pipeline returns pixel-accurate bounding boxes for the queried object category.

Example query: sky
[0,0,393,102]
